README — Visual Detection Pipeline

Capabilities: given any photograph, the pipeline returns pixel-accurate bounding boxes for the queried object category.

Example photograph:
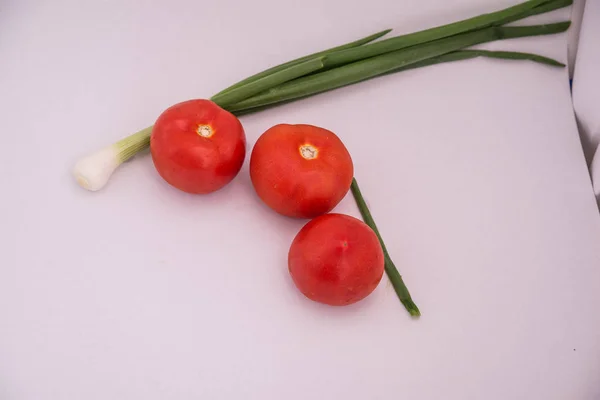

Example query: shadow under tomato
[286,278,384,318]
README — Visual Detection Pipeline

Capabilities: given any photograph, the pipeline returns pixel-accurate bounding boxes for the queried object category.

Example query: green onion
[227,22,570,112]
[72,126,153,191]
[212,0,571,101]
[212,29,392,98]
[350,178,421,316]
[211,57,325,108]
[375,49,565,78]
[230,49,565,117]
[386,48,566,75]
[451,49,565,66]
[321,0,555,68]
[497,0,573,25]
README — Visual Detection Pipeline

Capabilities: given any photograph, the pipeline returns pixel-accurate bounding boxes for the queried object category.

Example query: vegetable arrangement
[73,0,572,317]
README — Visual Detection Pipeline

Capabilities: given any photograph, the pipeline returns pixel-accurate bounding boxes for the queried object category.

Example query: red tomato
[249,124,353,218]
[150,99,246,194]
[288,213,385,306]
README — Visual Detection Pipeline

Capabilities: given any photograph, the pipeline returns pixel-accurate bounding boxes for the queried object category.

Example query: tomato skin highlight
[249,124,353,218]
[150,99,246,194]
[288,213,385,306]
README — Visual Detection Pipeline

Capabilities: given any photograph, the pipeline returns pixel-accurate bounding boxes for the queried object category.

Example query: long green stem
[390,48,565,73]
[454,49,565,66]
[211,57,324,108]
[213,0,570,101]
[321,0,553,68]
[497,0,573,25]
[212,29,392,98]
[350,178,420,317]
[226,22,570,112]
[230,49,564,117]
[115,126,153,163]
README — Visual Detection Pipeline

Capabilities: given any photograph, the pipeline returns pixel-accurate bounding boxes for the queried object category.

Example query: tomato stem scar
[197,124,214,138]
[299,144,318,160]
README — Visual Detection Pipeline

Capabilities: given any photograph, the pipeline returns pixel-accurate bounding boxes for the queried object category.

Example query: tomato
[249,124,353,218]
[288,213,385,306]
[150,99,246,194]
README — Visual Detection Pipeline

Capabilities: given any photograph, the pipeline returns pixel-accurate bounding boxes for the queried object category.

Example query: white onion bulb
[72,126,153,191]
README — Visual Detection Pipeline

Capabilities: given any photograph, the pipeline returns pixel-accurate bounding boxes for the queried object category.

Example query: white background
[2,1,600,399]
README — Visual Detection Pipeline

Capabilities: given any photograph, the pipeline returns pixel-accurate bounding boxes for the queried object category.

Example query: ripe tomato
[150,99,246,194]
[288,213,385,306]
[249,124,353,218]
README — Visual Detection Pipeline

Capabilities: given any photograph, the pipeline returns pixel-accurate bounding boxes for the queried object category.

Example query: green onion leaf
[322,0,555,68]
[211,29,392,99]
[211,57,325,108]
[455,49,565,66]
[350,178,421,317]
[227,22,570,112]
[497,0,573,25]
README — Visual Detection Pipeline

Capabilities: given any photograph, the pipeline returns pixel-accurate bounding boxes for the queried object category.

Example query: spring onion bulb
[72,126,152,191]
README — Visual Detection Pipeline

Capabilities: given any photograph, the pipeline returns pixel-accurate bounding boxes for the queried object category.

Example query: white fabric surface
[572,0,600,208]
[2,1,600,400]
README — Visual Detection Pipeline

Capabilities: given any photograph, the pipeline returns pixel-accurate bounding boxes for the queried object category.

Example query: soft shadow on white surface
[572,0,600,208]
[1,1,600,400]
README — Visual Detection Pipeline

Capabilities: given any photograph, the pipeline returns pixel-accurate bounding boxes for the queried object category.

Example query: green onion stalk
[72,0,572,316]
